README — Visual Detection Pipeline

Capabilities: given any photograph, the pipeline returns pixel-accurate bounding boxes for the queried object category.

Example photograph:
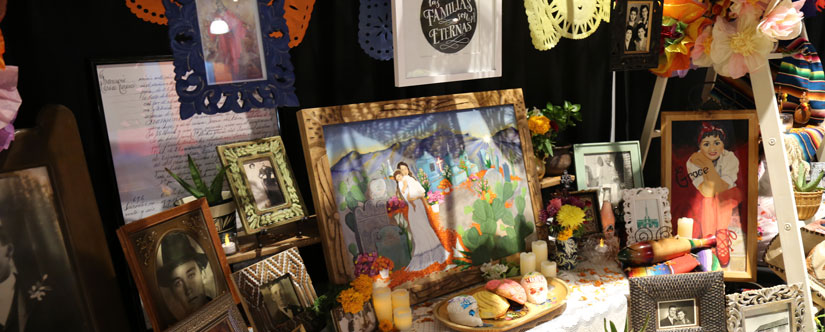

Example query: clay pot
[545,145,573,176]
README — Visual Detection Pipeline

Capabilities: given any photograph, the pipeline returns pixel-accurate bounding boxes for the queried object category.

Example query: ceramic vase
[555,238,578,270]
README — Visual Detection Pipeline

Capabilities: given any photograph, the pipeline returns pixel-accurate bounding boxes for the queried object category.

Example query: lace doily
[358,0,393,60]
[126,0,314,48]
[524,0,610,51]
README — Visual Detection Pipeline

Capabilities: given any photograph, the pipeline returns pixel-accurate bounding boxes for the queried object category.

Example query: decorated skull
[520,271,551,304]
[446,295,484,327]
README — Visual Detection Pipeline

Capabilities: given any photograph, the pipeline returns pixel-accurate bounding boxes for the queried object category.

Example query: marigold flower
[557,205,585,230]
[528,115,551,135]
[379,319,394,332]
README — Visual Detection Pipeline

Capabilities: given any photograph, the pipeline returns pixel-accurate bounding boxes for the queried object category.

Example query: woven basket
[795,191,823,220]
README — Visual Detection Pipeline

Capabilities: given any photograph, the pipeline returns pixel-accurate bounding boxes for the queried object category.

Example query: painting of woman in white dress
[393,162,448,271]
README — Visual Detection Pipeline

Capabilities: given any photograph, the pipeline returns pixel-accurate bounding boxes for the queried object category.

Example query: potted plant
[166,155,236,233]
[527,100,582,176]
[793,162,825,220]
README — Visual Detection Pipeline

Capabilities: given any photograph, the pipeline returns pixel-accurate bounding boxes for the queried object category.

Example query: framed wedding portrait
[609,0,662,70]
[661,111,758,282]
[629,271,726,332]
[574,141,643,206]
[218,136,307,234]
[117,199,239,331]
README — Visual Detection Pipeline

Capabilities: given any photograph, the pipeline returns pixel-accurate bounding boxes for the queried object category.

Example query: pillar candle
[520,252,536,275]
[541,260,557,278]
[373,286,393,323]
[391,289,410,309]
[677,218,694,238]
[532,240,548,264]
[393,307,412,330]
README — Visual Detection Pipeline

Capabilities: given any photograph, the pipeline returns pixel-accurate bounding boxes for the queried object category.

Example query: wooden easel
[638,55,816,331]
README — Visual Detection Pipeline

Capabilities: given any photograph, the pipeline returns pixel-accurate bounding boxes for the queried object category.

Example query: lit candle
[520,252,536,275]
[221,233,237,255]
[532,240,548,264]
[677,218,694,238]
[541,260,556,278]
[373,286,393,323]
[391,289,410,309]
[393,307,412,330]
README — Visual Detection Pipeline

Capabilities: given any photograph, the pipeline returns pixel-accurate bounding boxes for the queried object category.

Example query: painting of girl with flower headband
[663,112,758,279]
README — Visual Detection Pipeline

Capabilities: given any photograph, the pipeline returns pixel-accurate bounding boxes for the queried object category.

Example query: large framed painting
[297,89,542,303]
[117,199,240,331]
[391,0,502,87]
[0,106,129,331]
[661,110,758,282]
[573,141,643,206]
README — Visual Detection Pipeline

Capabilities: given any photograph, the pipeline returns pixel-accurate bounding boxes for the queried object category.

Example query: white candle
[541,260,557,278]
[677,218,694,238]
[532,240,548,264]
[221,233,237,255]
[393,307,412,330]
[391,289,410,309]
[373,286,393,323]
[520,252,536,275]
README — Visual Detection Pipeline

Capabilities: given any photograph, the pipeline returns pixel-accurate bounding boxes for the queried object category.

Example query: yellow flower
[379,320,394,332]
[337,288,368,314]
[350,274,373,298]
[557,205,585,230]
[528,115,551,135]
[557,227,574,241]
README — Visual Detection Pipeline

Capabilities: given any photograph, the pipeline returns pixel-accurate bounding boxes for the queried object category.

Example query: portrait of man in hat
[155,231,215,321]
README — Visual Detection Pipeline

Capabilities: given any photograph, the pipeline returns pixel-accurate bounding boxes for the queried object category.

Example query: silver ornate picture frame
[621,187,672,245]
[217,136,307,234]
[726,283,804,332]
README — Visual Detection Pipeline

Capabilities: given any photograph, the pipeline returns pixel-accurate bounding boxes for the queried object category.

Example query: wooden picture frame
[167,293,246,332]
[391,0,502,87]
[0,105,129,331]
[573,141,644,206]
[726,283,805,332]
[661,111,758,282]
[233,247,318,332]
[629,271,726,332]
[621,187,672,245]
[297,89,543,304]
[117,199,240,331]
[217,136,307,234]
[564,189,603,236]
[609,0,662,70]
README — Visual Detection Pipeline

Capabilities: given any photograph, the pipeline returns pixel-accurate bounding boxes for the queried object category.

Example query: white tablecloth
[410,259,629,331]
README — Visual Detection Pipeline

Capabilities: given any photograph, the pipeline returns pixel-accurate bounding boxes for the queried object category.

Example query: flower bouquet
[527,101,582,159]
[540,196,589,269]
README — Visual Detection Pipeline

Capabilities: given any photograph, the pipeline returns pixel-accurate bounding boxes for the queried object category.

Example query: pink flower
[758,0,804,41]
[691,23,714,67]
[710,12,775,79]
[729,0,767,19]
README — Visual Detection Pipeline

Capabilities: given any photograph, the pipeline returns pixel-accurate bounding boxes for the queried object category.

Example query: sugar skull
[446,295,484,327]
[520,272,551,304]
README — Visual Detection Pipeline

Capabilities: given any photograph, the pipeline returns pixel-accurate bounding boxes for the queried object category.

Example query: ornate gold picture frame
[217,136,307,234]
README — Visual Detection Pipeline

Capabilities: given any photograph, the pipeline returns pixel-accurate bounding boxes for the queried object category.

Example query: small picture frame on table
[563,189,603,236]
[726,283,804,332]
[331,301,378,332]
[117,199,240,331]
[167,293,247,332]
[573,141,643,206]
[609,0,662,70]
[233,247,318,332]
[629,271,726,332]
[217,136,307,234]
[621,187,672,245]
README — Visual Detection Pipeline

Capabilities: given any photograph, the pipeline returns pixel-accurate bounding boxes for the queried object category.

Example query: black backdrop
[2,1,824,329]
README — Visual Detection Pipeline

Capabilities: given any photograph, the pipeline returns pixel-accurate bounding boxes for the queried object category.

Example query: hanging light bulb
[210,19,229,35]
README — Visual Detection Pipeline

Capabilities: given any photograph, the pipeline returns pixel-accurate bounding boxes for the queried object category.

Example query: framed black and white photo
[629,271,726,332]
[260,275,304,326]
[391,0,502,87]
[574,141,644,206]
[609,0,662,70]
[726,284,804,332]
[217,136,307,234]
[622,187,672,245]
[331,301,378,332]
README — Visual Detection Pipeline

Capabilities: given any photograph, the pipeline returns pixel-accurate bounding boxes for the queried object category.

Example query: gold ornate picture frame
[217,136,307,234]
[167,293,246,332]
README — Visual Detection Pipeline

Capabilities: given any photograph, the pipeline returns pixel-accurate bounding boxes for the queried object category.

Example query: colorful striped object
[625,254,700,277]
[617,236,717,266]
[776,38,825,124]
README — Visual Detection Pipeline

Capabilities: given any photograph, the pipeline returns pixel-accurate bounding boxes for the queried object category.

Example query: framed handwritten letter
[391,0,502,87]
[92,58,279,224]
[661,110,758,282]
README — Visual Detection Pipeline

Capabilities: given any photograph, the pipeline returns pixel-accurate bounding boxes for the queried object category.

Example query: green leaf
[471,199,492,225]
[339,201,348,211]
[346,194,359,210]
[188,155,208,195]
[349,184,366,202]
[338,181,348,196]
[480,218,497,235]
[166,167,204,197]
[348,243,358,257]
[491,198,505,220]
[501,212,515,226]
[516,195,526,214]
[207,165,227,204]
[610,321,618,332]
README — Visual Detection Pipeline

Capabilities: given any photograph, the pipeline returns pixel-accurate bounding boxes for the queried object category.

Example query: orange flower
[350,274,373,298]
[379,319,394,332]
[337,288,367,314]
[528,115,551,135]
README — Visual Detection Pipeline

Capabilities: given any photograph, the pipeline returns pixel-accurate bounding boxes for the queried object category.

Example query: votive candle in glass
[677,218,694,238]
[391,288,410,309]
[393,307,412,330]
[373,286,393,323]
[520,252,536,275]
[532,240,548,264]
[541,260,557,278]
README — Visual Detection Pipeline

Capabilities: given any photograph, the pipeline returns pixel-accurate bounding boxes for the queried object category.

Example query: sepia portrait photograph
[260,275,304,326]
[0,167,89,331]
[195,0,267,85]
[583,152,634,204]
[243,157,286,211]
[657,299,698,329]
[625,1,652,53]
[331,301,378,332]
[155,231,221,322]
